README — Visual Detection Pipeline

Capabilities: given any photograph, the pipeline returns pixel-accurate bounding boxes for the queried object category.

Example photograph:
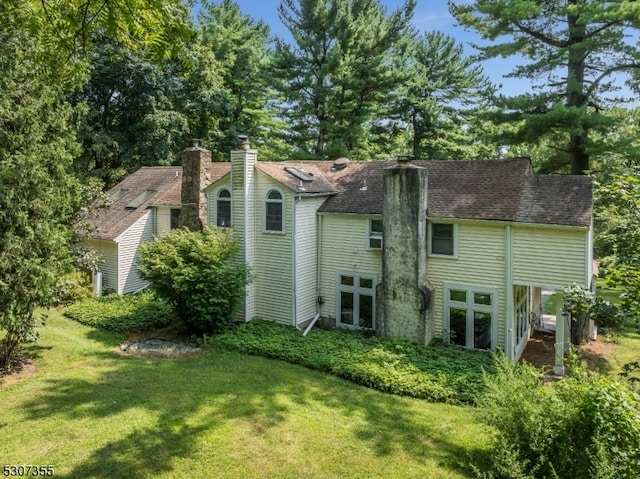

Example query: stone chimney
[378,158,432,344]
[179,141,211,231]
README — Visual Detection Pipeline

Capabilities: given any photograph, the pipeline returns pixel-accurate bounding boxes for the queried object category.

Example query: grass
[0,311,491,478]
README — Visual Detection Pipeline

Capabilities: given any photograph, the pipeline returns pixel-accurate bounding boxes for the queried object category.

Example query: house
[85,139,593,368]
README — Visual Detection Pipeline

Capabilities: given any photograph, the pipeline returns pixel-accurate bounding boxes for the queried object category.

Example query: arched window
[265,189,283,232]
[216,189,231,227]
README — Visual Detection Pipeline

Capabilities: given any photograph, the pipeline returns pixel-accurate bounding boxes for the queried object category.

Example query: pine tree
[451,0,640,174]
[274,0,415,159]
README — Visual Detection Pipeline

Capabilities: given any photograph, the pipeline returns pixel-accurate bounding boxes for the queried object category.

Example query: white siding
[86,238,118,294]
[115,211,154,294]
[512,225,588,288]
[427,222,507,348]
[294,196,326,325]
[319,214,383,320]
[253,172,293,325]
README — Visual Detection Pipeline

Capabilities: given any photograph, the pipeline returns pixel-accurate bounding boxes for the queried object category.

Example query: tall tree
[0,9,81,367]
[72,37,228,186]
[450,0,640,174]
[199,0,287,160]
[393,31,494,160]
[274,0,415,159]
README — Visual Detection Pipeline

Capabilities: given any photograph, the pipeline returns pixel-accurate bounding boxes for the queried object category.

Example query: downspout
[505,225,514,360]
[304,212,323,336]
[292,196,298,327]
[243,153,250,322]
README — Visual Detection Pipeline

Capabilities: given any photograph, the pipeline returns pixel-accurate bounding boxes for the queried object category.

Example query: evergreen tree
[451,0,640,174]
[274,0,415,159]
[393,31,494,160]
[200,0,288,160]
[0,9,81,367]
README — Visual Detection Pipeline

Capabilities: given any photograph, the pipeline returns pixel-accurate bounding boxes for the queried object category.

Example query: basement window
[368,219,383,249]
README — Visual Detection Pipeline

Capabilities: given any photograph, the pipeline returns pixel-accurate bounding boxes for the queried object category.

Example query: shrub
[474,355,640,479]
[138,227,251,334]
[206,320,495,405]
[51,270,94,306]
[591,297,623,331]
[64,290,175,333]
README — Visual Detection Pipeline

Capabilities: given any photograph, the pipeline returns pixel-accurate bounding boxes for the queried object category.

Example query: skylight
[109,189,129,202]
[126,190,157,209]
[284,167,312,182]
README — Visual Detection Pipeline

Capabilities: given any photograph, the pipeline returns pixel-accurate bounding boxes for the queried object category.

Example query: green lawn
[0,312,491,478]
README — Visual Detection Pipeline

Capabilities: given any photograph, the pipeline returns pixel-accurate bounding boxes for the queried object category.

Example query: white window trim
[428,222,458,258]
[443,283,498,351]
[336,271,377,330]
[214,186,232,228]
[367,217,383,250]
[264,187,286,234]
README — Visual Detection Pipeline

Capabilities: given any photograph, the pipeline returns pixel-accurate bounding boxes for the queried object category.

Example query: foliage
[207,320,496,405]
[71,35,228,186]
[51,271,95,306]
[594,168,640,324]
[562,283,594,344]
[392,30,495,160]
[451,0,640,174]
[138,227,251,334]
[273,0,416,159]
[199,0,288,161]
[0,5,82,368]
[64,290,175,333]
[474,354,640,479]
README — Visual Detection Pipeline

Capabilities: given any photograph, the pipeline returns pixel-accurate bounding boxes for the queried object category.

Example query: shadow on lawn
[21,349,482,478]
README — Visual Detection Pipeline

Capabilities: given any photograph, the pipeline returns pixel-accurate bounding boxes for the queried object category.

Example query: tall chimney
[378,160,431,344]
[179,141,211,231]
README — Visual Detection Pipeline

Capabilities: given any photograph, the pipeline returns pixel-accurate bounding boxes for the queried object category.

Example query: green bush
[206,320,496,405]
[591,297,624,331]
[138,227,251,334]
[64,290,175,333]
[474,355,640,479]
[51,270,94,306]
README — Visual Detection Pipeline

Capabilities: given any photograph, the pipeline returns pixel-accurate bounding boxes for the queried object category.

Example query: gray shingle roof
[89,156,591,242]
[87,164,231,240]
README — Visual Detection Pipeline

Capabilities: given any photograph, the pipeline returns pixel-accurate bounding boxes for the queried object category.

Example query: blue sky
[200,0,530,97]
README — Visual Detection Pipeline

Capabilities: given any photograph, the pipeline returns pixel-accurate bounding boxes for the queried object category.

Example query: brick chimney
[179,141,211,231]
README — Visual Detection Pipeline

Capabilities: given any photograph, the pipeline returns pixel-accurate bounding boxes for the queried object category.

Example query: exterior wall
[318,214,383,321]
[294,196,327,325]
[115,211,154,294]
[512,225,589,288]
[427,221,507,349]
[253,171,294,325]
[86,238,118,294]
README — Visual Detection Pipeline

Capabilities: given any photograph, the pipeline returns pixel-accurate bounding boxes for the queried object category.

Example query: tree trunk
[567,5,589,175]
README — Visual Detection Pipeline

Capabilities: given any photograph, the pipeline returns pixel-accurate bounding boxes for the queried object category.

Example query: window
[444,284,496,350]
[170,208,181,230]
[216,189,231,227]
[368,219,383,249]
[430,223,456,256]
[337,272,377,329]
[265,189,284,232]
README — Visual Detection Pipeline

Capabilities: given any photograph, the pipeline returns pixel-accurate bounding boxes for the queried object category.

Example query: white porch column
[554,296,567,375]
